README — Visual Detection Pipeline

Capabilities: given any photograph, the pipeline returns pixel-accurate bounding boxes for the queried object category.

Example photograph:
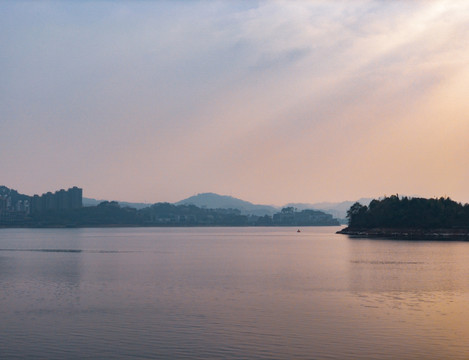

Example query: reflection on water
[347,238,469,293]
[1,227,469,359]
[346,237,469,360]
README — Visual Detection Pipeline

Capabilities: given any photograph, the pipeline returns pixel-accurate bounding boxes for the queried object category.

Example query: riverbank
[337,227,469,240]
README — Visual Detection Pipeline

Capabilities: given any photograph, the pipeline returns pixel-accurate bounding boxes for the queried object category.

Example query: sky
[2,0,469,205]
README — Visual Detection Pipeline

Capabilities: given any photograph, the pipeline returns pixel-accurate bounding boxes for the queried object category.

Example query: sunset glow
[2,1,469,204]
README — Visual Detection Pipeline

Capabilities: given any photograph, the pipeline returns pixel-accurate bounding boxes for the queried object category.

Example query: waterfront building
[30,187,83,213]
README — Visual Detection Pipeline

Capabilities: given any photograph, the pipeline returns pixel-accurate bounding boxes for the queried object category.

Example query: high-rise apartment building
[30,187,83,213]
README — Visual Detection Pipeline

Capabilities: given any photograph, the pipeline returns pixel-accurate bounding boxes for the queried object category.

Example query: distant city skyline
[2,1,469,205]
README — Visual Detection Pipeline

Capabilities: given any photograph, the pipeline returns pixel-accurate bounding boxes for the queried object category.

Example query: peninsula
[338,195,469,239]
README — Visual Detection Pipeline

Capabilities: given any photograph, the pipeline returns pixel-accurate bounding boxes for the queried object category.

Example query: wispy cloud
[1,1,469,203]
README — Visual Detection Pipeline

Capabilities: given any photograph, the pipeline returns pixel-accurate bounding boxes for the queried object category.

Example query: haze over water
[1,227,469,359]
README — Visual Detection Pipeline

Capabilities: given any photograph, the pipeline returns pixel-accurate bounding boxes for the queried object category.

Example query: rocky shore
[337,227,469,240]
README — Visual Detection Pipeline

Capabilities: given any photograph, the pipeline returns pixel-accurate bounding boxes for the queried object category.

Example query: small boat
[297,229,301,233]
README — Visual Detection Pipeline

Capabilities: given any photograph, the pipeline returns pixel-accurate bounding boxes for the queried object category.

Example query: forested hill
[344,195,469,229]
[1,200,339,227]
[175,193,278,216]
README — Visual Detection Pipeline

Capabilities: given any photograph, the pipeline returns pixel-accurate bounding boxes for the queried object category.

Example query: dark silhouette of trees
[29,201,141,227]
[6,200,339,228]
[273,208,339,226]
[347,195,469,229]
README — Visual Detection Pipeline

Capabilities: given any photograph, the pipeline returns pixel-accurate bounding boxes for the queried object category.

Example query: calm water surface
[1,227,469,359]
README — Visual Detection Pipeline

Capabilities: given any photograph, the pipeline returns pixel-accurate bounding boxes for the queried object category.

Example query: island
[337,195,469,239]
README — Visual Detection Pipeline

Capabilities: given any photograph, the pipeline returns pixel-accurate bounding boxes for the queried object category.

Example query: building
[30,187,83,213]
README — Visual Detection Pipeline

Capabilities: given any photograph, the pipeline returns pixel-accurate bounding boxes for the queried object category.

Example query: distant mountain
[83,193,373,220]
[0,186,410,223]
[286,198,373,220]
[83,197,150,210]
[176,193,278,216]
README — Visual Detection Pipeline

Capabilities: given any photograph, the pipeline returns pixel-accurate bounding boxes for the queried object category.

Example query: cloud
[1,1,469,203]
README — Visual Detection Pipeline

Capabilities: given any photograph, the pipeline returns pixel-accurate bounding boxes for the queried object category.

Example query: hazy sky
[2,1,469,205]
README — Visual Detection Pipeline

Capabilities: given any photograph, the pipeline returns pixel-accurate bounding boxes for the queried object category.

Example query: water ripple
[0,249,138,254]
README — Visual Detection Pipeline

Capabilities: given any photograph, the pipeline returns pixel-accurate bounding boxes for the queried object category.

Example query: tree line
[347,195,469,229]
[7,201,339,227]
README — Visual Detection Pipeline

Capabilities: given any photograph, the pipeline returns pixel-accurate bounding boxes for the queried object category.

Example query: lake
[1,227,469,359]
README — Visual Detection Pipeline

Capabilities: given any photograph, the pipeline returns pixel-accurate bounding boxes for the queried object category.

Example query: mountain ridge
[84,192,373,220]
[175,192,278,216]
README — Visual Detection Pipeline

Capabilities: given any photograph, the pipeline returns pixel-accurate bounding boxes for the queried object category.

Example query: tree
[346,202,367,227]
[281,207,295,214]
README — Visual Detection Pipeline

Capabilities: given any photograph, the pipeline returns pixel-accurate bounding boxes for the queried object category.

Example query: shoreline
[337,227,469,240]
[0,224,341,229]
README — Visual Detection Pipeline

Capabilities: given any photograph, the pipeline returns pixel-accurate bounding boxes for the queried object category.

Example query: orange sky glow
[1,1,469,205]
